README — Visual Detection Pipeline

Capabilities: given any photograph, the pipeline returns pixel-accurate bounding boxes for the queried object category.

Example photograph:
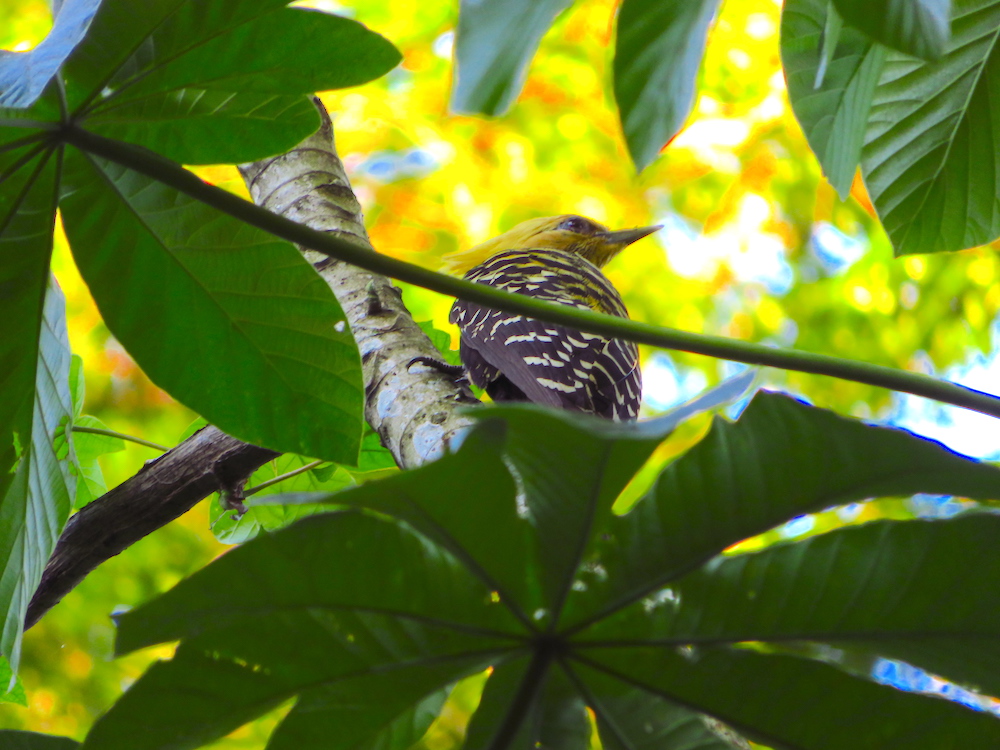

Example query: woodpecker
[447,215,660,421]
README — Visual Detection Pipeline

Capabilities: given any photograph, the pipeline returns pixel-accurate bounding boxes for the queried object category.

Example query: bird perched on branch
[446,215,660,421]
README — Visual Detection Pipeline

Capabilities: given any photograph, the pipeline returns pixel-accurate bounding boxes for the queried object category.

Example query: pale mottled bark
[239,103,477,468]
[26,101,476,629]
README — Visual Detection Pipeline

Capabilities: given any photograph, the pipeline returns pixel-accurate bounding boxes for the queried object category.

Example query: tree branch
[59,122,1000,421]
[26,101,477,630]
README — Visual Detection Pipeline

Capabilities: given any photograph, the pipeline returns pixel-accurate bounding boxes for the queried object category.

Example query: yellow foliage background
[3,0,999,744]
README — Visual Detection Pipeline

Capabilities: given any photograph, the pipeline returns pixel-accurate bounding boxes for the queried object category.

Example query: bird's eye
[558,216,597,235]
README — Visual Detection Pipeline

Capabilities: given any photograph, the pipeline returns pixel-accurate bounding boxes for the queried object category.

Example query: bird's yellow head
[443,215,661,274]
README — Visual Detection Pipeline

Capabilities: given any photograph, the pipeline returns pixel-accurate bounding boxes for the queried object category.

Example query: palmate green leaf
[582,671,736,750]
[96,506,517,749]
[588,515,1000,699]
[59,151,364,464]
[451,0,573,116]
[86,610,493,750]
[63,0,400,164]
[613,0,722,171]
[328,374,752,626]
[862,0,1000,255]
[114,508,522,655]
[0,282,76,671]
[833,0,951,60]
[573,648,1000,749]
[782,0,888,197]
[0,0,100,108]
[93,390,1000,748]
[464,658,589,750]
[267,672,451,750]
[0,144,56,497]
[562,390,1000,626]
[0,731,79,750]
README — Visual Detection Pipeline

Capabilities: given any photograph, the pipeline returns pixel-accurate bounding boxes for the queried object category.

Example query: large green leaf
[580,667,740,750]
[464,658,590,750]
[59,151,364,463]
[0,147,56,495]
[783,0,888,196]
[451,0,573,116]
[575,648,1000,749]
[582,515,1000,697]
[0,731,79,750]
[613,0,722,170]
[64,0,399,163]
[97,507,514,748]
[0,280,76,673]
[328,374,753,626]
[94,392,1000,749]
[833,0,951,59]
[114,509,521,655]
[562,391,1000,625]
[86,611,487,750]
[862,0,1000,255]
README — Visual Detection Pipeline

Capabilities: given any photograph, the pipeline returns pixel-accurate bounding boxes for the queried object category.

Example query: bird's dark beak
[597,225,662,247]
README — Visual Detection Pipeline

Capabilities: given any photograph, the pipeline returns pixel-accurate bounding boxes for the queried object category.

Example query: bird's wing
[591,337,641,420]
[452,304,603,411]
[450,248,638,417]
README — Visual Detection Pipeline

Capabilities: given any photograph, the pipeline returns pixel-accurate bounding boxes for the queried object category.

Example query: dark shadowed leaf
[92,387,1000,749]
[574,649,1000,749]
[451,0,572,116]
[464,658,590,750]
[59,152,364,463]
[0,144,57,495]
[579,666,740,750]
[562,391,1000,625]
[86,611,491,750]
[0,731,79,749]
[833,0,951,59]
[614,0,722,170]
[586,515,1000,699]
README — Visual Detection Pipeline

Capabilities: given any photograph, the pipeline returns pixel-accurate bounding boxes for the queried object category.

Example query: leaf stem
[59,125,1000,420]
[244,459,325,496]
[71,424,168,452]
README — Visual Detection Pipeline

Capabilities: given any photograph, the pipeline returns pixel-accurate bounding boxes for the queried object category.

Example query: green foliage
[5,0,1000,747]
[1,655,27,706]
[62,0,400,164]
[68,356,125,509]
[0,731,79,749]
[784,0,1000,255]
[613,0,722,170]
[0,0,397,682]
[59,154,364,462]
[832,0,952,59]
[0,282,76,674]
[81,397,1000,748]
[451,0,573,116]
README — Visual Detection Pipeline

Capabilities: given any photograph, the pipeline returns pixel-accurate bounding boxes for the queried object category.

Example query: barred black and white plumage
[446,215,660,421]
